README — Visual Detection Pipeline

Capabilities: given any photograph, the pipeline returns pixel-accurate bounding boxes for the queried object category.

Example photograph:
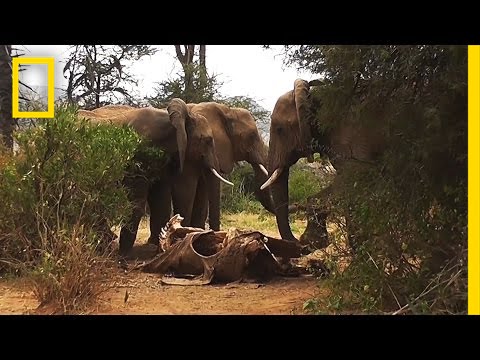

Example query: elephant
[260,79,385,248]
[143,102,275,243]
[77,98,233,257]
[179,102,274,231]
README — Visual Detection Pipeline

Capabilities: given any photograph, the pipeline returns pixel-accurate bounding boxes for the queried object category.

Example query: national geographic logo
[12,57,55,118]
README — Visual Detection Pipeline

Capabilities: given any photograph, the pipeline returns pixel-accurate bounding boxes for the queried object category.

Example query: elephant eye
[276,126,283,135]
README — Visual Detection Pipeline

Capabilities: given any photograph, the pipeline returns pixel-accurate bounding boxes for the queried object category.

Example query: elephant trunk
[251,163,276,214]
[270,167,297,242]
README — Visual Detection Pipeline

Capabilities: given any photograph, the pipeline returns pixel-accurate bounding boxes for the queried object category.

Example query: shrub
[221,163,263,214]
[221,160,329,215]
[0,105,168,312]
[280,45,467,314]
[288,158,333,206]
[28,222,114,313]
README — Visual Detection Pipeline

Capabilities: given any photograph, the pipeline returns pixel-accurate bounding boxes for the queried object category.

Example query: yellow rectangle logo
[12,57,55,118]
[469,45,480,315]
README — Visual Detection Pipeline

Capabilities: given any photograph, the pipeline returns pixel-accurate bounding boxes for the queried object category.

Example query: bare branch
[175,45,186,64]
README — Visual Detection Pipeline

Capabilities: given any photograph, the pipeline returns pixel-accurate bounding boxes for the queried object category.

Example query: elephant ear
[293,79,314,162]
[167,98,189,173]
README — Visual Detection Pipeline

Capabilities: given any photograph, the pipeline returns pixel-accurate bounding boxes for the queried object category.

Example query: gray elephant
[184,102,274,231]
[260,79,385,248]
[144,102,275,245]
[78,98,232,256]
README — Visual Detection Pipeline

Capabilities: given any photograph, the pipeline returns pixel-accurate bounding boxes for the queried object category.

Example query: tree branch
[175,45,186,64]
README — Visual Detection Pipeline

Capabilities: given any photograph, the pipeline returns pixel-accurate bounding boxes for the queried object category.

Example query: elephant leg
[190,173,208,229]
[299,185,333,249]
[205,171,221,231]
[147,178,172,246]
[119,175,149,257]
[300,209,329,249]
[172,162,199,227]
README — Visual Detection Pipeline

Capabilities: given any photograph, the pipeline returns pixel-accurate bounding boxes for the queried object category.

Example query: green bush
[0,106,140,262]
[0,105,168,312]
[221,160,329,215]
[288,158,332,206]
[221,163,263,214]
[280,45,467,314]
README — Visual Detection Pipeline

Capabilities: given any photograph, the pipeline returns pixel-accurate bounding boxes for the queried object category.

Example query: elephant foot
[119,228,137,258]
[118,243,134,258]
[117,256,130,270]
[300,232,329,249]
[147,236,160,246]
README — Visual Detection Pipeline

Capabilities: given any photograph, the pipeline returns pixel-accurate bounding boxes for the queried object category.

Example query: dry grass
[220,211,307,238]
[295,221,352,274]
[27,225,115,314]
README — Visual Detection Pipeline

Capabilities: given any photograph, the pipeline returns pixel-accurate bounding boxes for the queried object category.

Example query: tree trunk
[66,46,78,104]
[95,74,101,108]
[174,45,200,103]
[0,45,13,151]
[199,45,206,68]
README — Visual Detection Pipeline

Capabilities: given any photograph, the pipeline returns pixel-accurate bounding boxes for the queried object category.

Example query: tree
[174,45,207,96]
[63,45,157,109]
[147,45,222,108]
[0,45,12,150]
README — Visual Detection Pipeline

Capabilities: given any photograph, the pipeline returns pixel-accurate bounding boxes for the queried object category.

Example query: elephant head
[188,102,274,215]
[261,79,385,242]
[259,79,322,242]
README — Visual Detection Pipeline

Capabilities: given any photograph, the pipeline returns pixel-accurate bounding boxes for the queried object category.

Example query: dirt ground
[0,272,321,315]
[0,217,325,315]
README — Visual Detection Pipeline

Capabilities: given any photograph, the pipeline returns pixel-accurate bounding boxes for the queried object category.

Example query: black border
[1,10,477,341]
[1,314,477,346]
[1,7,479,44]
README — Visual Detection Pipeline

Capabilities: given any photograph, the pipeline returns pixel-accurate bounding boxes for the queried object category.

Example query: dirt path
[0,217,324,315]
[93,273,320,315]
[0,271,321,315]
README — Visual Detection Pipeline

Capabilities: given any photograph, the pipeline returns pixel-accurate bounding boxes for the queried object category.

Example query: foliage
[221,160,327,215]
[288,159,332,206]
[276,45,467,314]
[221,163,264,214]
[0,105,168,312]
[28,222,114,313]
[63,45,157,109]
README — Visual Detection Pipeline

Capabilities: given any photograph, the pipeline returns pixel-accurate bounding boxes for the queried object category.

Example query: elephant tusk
[260,168,283,190]
[259,164,269,176]
[211,168,234,186]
